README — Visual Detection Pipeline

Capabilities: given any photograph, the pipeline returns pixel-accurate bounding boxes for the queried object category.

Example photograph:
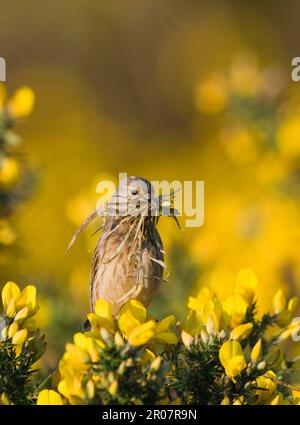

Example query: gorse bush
[0,84,35,248]
[1,269,300,405]
[0,282,46,404]
[171,268,299,405]
[56,299,178,405]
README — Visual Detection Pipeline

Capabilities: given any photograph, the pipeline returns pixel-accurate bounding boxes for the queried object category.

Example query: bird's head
[106,176,153,218]
[66,175,180,253]
[105,176,180,226]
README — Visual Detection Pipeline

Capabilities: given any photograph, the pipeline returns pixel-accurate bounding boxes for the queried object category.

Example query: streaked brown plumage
[90,177,164,316]
[67,176,165,318]
[90,214,163,316]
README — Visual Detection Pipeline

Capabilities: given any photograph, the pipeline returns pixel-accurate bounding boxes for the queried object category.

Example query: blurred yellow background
[1,0,300,367]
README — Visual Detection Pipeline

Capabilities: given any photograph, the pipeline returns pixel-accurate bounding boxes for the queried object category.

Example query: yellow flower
[87,298,115,333]
[37,389,63,405]
[118,300,147,334]
[1,325,8,340]
[7,86,35,119]
[219,340,247,379]
[235,268,258,303]
[272,289,298,327]
[223,294,248,328]
[108,380,118,396]
[0,157,20,189]
[85,380,95,400]
[184,310,202,336]
[12,328,28,345]
[8,322,19,338]
[152,315,178,345]
[221,395,231,405]
[0,220,16,246]
[58,362,85,404]
[17,285,37,312]
[141,348,156,364]
[272,289,286,315]
[2,281,20,312]
[150,356,162,371]
[128,321,156,346]
[181,330,194,347]
[195,73,229,115]
[118,299,177,347]
[251,339,262,363]
[0,393,10,405]
[1,282,38,320]
[188,287,228,333]
[255,371,277,404]
[63,332,103,366]
[58,359,96,405]
[230,322,253,340]
[188,287,216,319]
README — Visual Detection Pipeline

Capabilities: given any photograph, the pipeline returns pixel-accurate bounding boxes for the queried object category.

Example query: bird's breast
[90,220,164,316]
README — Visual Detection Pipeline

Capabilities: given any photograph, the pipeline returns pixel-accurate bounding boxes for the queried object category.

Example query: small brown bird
[67,176,169,318]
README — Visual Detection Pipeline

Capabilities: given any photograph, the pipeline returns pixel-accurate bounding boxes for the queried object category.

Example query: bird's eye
[130,189,138,195]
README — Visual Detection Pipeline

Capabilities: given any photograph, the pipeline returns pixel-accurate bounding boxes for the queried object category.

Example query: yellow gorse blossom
[0,85,34,259]
[181,330,194,347]
[88,298,178,347]
[57,331,104,404]
[255,370,277,404]
[0,157,20,189]
[7,87,35,119]
[1,281,46,405]
[1,282,40,356]
[54,297,178,405]
[62,332,103,367]
[235,268,258,303]
[219,340,247,379]
[37,389,63,405]
[251,339,262,363]
[118,299,178,346]
[195,73,229,115]
[0,393,10,405]
[2,281,38,320]
[87,298,115,333]
[0,85,34,118]
[58,359,95,405]
[272,289,298,327]
[230,322,253,340]
[187,287,229,335]
[223,294,248,328]
[1,272,299,405]
[221,395,231,405]
[0,219,16,246]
